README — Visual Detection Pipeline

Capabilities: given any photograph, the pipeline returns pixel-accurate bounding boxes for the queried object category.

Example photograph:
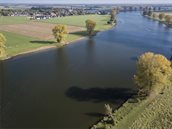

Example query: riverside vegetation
[92,52,172,129]
[142,11,172,27]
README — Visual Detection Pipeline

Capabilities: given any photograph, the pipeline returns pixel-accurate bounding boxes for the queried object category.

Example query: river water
[1,12,172,128]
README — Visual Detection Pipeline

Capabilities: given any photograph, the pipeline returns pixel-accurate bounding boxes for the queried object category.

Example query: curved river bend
[1,12,172,128]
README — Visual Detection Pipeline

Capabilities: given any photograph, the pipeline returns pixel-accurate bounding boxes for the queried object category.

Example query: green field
[0,15,112,58]
[39,15,112,31]
[0,16,29,25]
[1,31,54,56]
[1,31,87,57]
[92,85,172,129]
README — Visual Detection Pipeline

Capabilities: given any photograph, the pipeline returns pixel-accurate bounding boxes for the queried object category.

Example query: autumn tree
[158,13,165,20]
[152,13,158,19]
[134,52,172,95]
[52,25,68,43]
[85,19,96,37]
[165,15,172,25]
[0,33,6,58]
[110,9,117,22]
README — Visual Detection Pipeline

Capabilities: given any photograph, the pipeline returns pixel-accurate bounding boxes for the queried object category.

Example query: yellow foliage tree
[0,33,6,58]
[85,19,96,37]
[158,13,165,20]
[134,52,172,95]
[52,25,68,43]
[165,15,172,24]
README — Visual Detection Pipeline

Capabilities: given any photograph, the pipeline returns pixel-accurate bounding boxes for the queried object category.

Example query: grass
[0,16,29,25]
[1,30,87,57]
[92,85,172,129]
[39,15,112,31]
[1,31,54,56]
[0,15,112,58]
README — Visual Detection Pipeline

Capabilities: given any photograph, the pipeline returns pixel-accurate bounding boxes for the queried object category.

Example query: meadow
[39,15,112,31]
[0,16,29,25]
[0,14,112,58]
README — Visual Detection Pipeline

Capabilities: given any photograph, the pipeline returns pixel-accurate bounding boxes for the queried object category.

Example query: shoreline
[2,36,87,61]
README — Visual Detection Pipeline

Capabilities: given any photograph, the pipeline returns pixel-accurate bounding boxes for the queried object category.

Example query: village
[1,4,172,20]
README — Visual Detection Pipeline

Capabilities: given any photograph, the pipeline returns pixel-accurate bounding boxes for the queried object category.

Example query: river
[1,12,172,128]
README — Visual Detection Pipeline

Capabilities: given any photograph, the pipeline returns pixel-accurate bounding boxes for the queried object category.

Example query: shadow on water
[85,112,105,118]
[65,86,137,104]
[30,40,56,44]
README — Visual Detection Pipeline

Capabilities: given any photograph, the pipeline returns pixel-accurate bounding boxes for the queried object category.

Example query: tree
[158,13,165,20]
[0,33,6,58]
[52,25,68,43]
[142,11,147,16]
[134,52,172,95]
[164,15,172,25]
[147,11,152,17]
[110,9,116,22]
[85,19,96,37]
[152,13,158,19]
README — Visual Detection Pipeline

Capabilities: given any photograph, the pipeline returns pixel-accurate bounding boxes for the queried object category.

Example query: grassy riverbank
[0,15,113,59]
[92,85,172,129]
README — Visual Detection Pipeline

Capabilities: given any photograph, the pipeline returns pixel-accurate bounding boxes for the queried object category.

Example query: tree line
[142,11,172,26]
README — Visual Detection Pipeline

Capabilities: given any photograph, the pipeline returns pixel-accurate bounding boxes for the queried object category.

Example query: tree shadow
[65,86,137,104]
[85,112,104,118]
[30,40,56,44]
[69,31,87,36]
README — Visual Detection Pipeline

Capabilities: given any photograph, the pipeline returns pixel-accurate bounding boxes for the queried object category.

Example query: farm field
[0,22,84,40]
[39,15,112,31]
[0,15,112,58]
[0,16,29,25]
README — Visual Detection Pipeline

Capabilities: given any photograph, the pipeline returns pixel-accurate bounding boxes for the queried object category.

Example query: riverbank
[144,12,172,27]
[0,15,114,60]
[91,84,172,129]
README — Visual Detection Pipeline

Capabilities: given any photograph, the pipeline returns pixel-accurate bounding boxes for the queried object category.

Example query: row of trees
[134,52,172,96]
[52,19,97,43]
[143,11,172,26]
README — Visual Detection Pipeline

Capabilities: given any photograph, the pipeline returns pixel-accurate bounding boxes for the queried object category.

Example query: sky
[0,0,172,4]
